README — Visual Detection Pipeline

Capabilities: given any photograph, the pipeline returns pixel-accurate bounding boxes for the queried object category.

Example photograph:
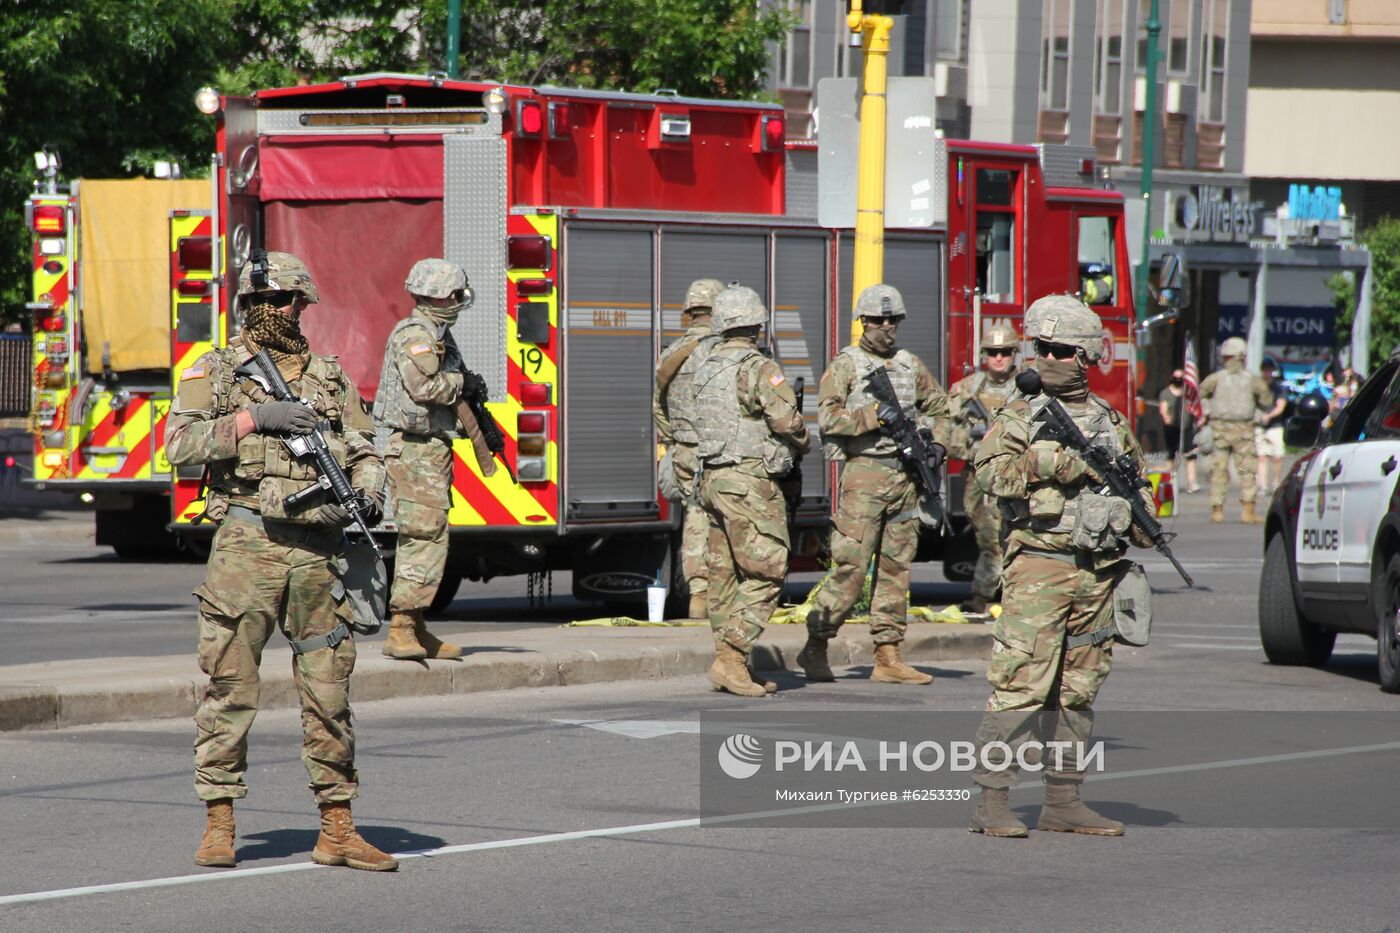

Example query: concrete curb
[0,623,992,732]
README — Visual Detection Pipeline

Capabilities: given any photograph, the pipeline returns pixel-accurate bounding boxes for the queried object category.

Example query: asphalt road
[2,497,1399,929]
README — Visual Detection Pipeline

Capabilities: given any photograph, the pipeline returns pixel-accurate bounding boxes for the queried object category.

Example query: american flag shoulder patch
[769,373,786,387]
[181,365,206,381]
[409,343,433,355]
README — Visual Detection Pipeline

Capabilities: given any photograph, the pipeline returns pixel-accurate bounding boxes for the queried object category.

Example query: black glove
[322,496,382,529]
[876,401,901,431]
[969,423,987,443]
[927,442,947,473]
[779,466,803,507]
[250,401,317,434]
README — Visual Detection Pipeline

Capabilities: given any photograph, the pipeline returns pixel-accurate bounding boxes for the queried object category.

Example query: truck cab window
[975,168,1017,304]
[1078,215,1117,305]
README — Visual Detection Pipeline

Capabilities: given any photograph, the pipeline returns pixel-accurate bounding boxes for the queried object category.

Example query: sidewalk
[0,621,992,732]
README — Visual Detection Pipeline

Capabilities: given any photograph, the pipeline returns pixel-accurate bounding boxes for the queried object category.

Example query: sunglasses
[259,290,306,308]
[862,316,900,328]
[985,348,1015,358]
[1035,340,1080,360]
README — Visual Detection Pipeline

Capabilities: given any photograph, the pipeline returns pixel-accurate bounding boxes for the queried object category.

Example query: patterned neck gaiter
[243,302,309,365]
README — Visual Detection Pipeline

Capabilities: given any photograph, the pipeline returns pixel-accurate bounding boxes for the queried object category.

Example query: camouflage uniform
[1198,337,1271,521]
[694,286,809,696]
[949,340,1018,608]
[808,347,950,646]
[653,279,725,617]
[968,294,1149,838]
[168,341,384,806]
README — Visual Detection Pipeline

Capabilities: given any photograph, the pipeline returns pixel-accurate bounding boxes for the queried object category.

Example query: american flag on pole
[1182,335,1204,420]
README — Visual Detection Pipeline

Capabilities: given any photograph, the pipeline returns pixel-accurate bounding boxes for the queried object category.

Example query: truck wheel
[426,572,462,617]
[1374,554,1400,693]
[1259,534,1335,666]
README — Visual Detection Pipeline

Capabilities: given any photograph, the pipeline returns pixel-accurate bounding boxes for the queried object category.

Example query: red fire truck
[29,72,1139,608]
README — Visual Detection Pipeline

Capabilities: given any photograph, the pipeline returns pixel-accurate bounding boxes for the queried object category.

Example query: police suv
[1259,358,1400,691]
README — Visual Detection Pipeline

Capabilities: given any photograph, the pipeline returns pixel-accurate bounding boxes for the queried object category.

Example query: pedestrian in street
[166,250,397,871]
[1198,337,1272,524]
[968,294,1154,838]
[797,284,951,685]
[949,325,1019,616]
[694,285,810,697]
[1255,360,1290,495]
[374,258,475,660]
[1158,368,1200,493]
[653,278,725,620]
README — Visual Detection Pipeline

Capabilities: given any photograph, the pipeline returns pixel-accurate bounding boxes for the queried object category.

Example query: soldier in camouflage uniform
[374,258,474,660]
[166,251,397,871]
[797,284,951,686]
[1197,336,1271,525]
[653,278,725,620]
[694,285,810,697]
[949,325,1019,615]
[968,294,1153,839]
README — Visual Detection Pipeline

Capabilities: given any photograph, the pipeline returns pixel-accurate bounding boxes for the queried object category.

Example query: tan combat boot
[968,787,1029,838]
[796,636,836,682]
[706,642,769,697]
[747,666,779,694]
[687,591,708,622]
[413,613,462,659]
[194,799,236,867]
[1241,501,1262,525]
[1210,505,1225,524]
[1037,780,1125,836]
[312,802,400,871]
[382,610,427,660]
[870,643,933,685]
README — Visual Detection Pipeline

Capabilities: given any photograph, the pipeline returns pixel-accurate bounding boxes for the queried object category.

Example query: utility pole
[447,0,461,79]
[846,0,899,344]
[1135,0,1161,323]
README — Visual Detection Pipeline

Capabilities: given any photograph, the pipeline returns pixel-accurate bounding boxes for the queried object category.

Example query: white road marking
[4,738,1399,907]
[1164,644,1262,650]
[553,719,700,739]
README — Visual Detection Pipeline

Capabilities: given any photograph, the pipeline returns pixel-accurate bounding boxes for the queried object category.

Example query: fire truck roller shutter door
[564,226,659,519]
[836,234,945,380]
[658,230,769,341]
[773,232,832,504]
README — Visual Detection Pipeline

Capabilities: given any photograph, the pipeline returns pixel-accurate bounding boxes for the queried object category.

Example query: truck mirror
[1155,253,1187,309]
[1283,414,1323,449]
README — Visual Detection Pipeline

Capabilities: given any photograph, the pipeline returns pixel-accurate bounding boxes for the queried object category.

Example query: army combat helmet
[1027,293,1104,362]
[238,250,319,305]
[685,278,725,313]
[1220,336,1247,359]
[981,324,1018,356]
[855,283,906,319]
[711,284,768,333]
[405,258,473,306]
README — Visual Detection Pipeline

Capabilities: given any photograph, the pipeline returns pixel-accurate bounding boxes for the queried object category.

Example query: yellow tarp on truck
[77,178,207,374]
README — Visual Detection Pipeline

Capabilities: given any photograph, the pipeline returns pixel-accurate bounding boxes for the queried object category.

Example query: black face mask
[1170,378,1183,387]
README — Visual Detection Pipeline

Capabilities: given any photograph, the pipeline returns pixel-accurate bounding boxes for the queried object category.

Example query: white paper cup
[646,584,667,622]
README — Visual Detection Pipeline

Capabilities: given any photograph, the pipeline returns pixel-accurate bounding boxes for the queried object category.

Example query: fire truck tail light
[177,280,212,297]
[548,102,571,138]
[507,235,551,270]
[1080,158,1095,175]
[517,100,544,137]
[515,278,552,297]
[177,236,213,272]
[42,450,64,468]
[32,206,65,235]
[517,457,548,482]
[761,114,785,152]
[518,436,547,456]
[517,412,546,435]
[39,309,66,331]
[35,394,57,429]
[42,260,63,274]
[39,238,65,256]
[520,382,552,406]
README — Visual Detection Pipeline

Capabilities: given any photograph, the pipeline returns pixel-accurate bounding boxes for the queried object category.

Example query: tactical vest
[1209,369,1257,422]
[823,345,920,461]
[695,342,794,474]
[667,330,719,445]
[373,316,458,437]
[209,340,352,520]
[1002,394,1124,542]
[971,370,1015,413]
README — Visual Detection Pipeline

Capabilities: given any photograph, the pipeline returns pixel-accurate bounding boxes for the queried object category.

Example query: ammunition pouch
[1070,492,1132,552]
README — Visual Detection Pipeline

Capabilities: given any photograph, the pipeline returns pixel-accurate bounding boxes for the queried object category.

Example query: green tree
[1,0,791,327]
[1332,217,1400,371]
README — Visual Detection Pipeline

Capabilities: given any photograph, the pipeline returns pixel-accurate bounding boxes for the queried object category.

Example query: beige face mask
[859,321,898,356]
[1038,356,1089,400]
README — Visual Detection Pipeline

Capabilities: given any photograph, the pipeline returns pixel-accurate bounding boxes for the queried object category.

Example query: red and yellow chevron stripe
[448,212,560,527]
[30,196,75,481]
[170,212,217,525]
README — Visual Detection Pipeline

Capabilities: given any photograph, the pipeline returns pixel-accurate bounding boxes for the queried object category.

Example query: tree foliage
[1332,217,1400,372]
[0,0,791,324]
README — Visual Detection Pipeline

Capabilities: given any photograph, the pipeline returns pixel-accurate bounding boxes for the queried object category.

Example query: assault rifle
[1015,369,1193,587]
[863,367,946,506]
[444,332,517,484]
[235,349,383,559]
[963,394,993,443]
[780,377,805,521]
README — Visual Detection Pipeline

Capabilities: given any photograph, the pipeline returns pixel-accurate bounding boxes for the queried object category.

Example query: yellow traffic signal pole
[847,1,894,344]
